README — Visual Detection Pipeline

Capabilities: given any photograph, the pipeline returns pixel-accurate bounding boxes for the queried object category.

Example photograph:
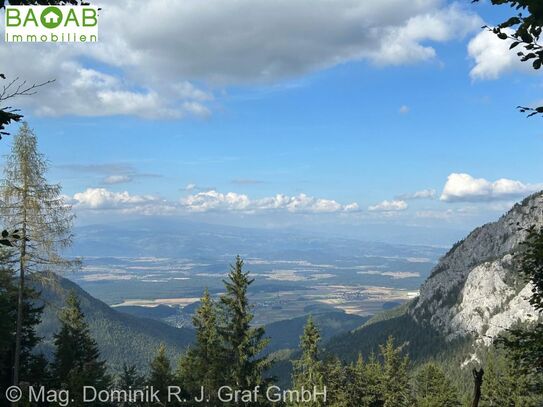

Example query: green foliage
[177,288,222,404]
[0,251,46,404]
[35,272,195,373]
[497,225,543,373]
[414,363,461,407]
[473,0,543,116]
[219,256,272,391]
[51,292,110,406]
[480,347,543,406]
[290,317,326,407]
[148,344,175,405]
[380,336,413,407]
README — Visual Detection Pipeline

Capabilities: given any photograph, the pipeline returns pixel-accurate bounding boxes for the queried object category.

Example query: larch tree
[1,122,75,387]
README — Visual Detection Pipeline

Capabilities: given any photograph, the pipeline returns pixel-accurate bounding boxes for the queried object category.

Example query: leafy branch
[474,0,543,116]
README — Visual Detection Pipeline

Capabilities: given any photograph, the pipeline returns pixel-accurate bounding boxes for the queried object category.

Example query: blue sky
[1,0,542,244]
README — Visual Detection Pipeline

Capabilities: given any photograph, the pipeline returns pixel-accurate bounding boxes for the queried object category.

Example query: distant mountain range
[68,218,444,261]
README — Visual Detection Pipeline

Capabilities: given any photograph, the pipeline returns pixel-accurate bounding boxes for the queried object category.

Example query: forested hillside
[33,272,194,371]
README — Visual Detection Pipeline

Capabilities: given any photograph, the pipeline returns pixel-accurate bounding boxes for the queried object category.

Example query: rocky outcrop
[410,191,543,342]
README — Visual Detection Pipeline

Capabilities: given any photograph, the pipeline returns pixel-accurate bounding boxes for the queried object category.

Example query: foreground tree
[177,289,222,404]
[481,348,543,406]
[220,256,272,395]
[497,226,543,373]
[290,317,326,407]
[51,293,109,405]
[116,364,146,407]
[148,344,174,406]
[0,250,46,405]
[1,123,75,387]
[414,363,461,407]
[380,336,412,407]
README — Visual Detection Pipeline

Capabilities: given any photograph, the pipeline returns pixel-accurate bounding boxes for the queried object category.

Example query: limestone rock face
[410,192,543,342]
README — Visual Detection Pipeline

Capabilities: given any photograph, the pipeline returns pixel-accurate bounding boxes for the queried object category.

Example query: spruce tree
[414,363,461,407]
[117,364,146,407]
[148,344,174,406]
[220,256,271,392]
[51,292,109,406]
[1,122,75,386]
[363,353,385,407]
[498,225,543,373]
[345,354,384,407]
[481,348,543,407]
[380,336,412,407]
[0,250,46,403]
[290,316,326,407]
[177,289,222,404]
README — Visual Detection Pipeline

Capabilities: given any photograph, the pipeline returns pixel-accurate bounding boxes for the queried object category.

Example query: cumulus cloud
[69,187,359,216]
[468,29,529,80]
[368,200,408,212]
[0,0,481,118]
[440,173,542,202]
[181,190,359,214]
[70,188,178,215]
[397,189,436,200]
[72,188,160,209]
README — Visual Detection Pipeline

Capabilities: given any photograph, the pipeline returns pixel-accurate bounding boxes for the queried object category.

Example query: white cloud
[72,188,160,209]
[368,200,408,211]
[0,1,481,118]
[397,189,436,200]
[468,29,529,80]
[399,105,410,114]
[440,173,542,202]
[181,190,359,214]
[103,175,132,185]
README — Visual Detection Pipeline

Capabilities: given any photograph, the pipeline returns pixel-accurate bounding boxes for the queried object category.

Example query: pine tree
[148,344,174,406]
[177,289,222,404]
[220,256,272,392]
[51,292,109,406]
[414,363,461,407]
[380,336,412,407]
[290,316,326,407]
[1,122,75,386]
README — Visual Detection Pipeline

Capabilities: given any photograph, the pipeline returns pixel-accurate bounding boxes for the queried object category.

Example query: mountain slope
[33,272,194,372]
[327,192,543,363]
[411,192,541,342]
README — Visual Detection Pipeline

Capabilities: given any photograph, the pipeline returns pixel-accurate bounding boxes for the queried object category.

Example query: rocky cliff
[410,191,543,343]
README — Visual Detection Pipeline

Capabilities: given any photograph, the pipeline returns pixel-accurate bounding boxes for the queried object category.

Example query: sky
[1,0,542,245]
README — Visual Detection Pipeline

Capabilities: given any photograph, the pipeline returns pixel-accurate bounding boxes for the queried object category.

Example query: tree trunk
[13,167,28,407]
[471,368,484,407]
